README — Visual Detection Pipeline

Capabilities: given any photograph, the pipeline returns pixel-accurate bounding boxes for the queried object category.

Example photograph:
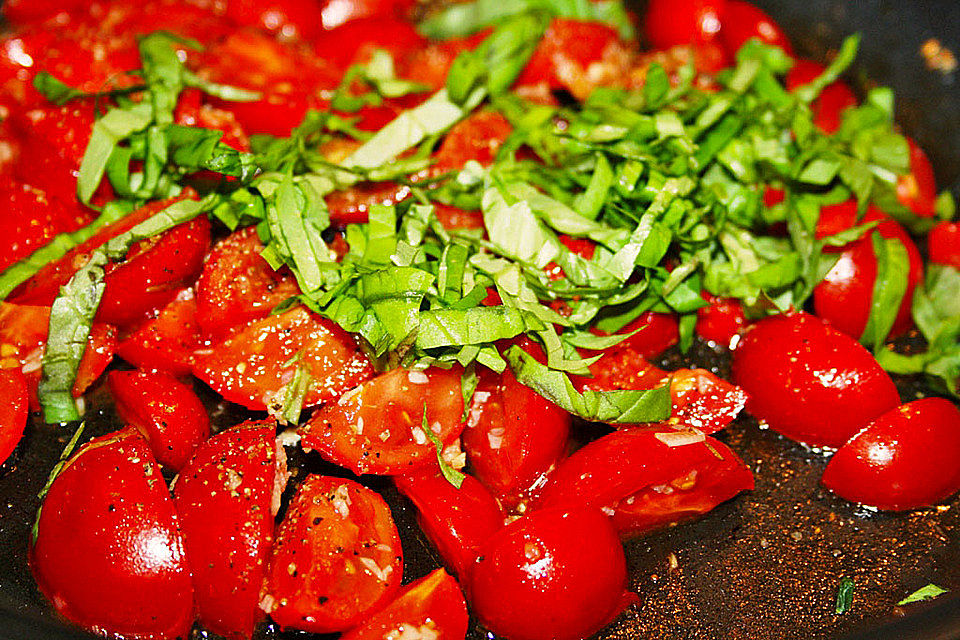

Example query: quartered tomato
[428,110,513,177]
[312,16,426,70]
[668,368,748,434]
[822,398,960,510]
[394,471,504,578]
[730,312,901,448]
[229,0,324,40]
[116,288,201,376]
[536,428,754,537]
[895,136,938,218]
[264,475,403,633]
[643,0,726,51]
[192,306,373,412]
[695,293,747,347]
[0,179,90,272]
[300,366,465,475]
[928,222,960,270]
[592,311,679,359]
[785,59,857,134]
[0,367,28,466]
[317,0,419,29]
[340,568,468,640]
[30,428,193,639]
[173,420,285,640]
[719,0,792,56]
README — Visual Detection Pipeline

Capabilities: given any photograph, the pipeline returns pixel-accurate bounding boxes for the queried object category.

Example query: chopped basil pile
[2,5,957,424]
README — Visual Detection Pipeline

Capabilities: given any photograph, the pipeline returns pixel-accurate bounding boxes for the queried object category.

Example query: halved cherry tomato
[643,0,727,51]
[318,0,418,29]
[193,306,373,411]
[300,366,465,475]
[340,568,468,640]
[695,293,747,347]
[1,0,88,24]
[264,475,403,633]
[173,420,285,640]
[785,59,858,134]
[116,288,201,376]
[312,16,426,71]
[0,179,91,272]
[229,0,324,40]
[822,398,960,510]
[428,110,513,178]
[470,506,636,640]
[394,470,504,578]
[730,312,901,448]
[601,311,680,358]
[175,88,250,152]
[536,428,753,537]
[30,428,193,639]
[813,202,923,339]
[108,369,210,471]
[0,367,28,466]
[719,0,793,56]
[895,136,938,218]
[928,221,960,270]
[515,18,623,94]
[397,30,489,92]
[195,226,301,339]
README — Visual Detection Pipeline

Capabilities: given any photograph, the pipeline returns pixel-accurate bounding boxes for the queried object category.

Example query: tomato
[325,181,413,225]
[928,222,960,270]
[340,568,468,640]
[0,367,28,466]
[1,0,88,24]
[785,59,858,134]
[192,306,374,412]
[462,365,570,508]
[536,428,753,537]
[469,506,635,640]
[397,31,489,92]
[730,312,901,448]
[571,345,666,393]
[107,369,210,471]
[428,110,513,178]
[895,136,938,218]
[30,428,193,639]
[0,179,91,272]
[300,366,465,475]
[394,471,504,578]
[668,368,748,434]
[515,18,623,93]
[601,311,680,358]
[195,226,301,339]
[813,202,923,340]
[116,288,201,376]
[312,16,426,71]
[822,398,960,510]
[643,0,727,51]
[174,89,250,152]
[695,293,747,347]
[173,420,285,640]
[719,0,793,56]
[317,0,418,29]
[264,475,403,633]
[229,0,324,40]
[433,203,485,230]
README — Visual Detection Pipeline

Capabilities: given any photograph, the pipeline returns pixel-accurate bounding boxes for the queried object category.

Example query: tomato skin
[668,368,748,434]
[230,0,324,40]
[192,306,373,411]
[116,288,201,376]
[300,366,465,475]
[313,16,426,70]
[394,471,504,578]
[643,0,727,50]
[928,222,960,270]
[515,18,621,90]
[822,398,960,510]
[470,506,635,640]
[264,475,403,633]
[340,568,468,640]
[785,59,858,134]
[730,312,901,448]
[429,110,513,177]
[0,367,28,466]
[317,0,418,29]
[1,0,88,24]
[719,0,792,56]
[0,179,91,272]
[596,311,680,359]
[173,420,283,640]
[695,294,747,347]
[535,429,753,537]
[895,136,938,218]
[30,428,193,639]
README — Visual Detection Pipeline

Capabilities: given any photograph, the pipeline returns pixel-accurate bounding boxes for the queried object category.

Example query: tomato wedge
[929,222,960,270]
[0,367,28,466]
[115,288,201,376]
[785,59,857,134]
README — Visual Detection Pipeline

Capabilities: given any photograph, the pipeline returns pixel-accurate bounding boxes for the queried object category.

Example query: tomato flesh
[0,367,28,466]
[928,222,960,270]
[116,288,201,376]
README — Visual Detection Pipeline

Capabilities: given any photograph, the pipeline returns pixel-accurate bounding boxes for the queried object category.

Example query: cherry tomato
[822,398,960,510]
[536,428,753,537]
[264,475,403,633]
[340,568,468,640]
[571,345,666,394]
[299,366,465,475]
[813,202,923,340]
[515,18,623,96]
[174,89,250,152]
[1,0,88,24]
[30,428,193,639]
[107,369,210,471]
[429,110,513,178]
[433,203,485,230]
[192,306,374,412]
[719,0,793,56]
[470,506,636,640]
[173,420,284,640]
[229,0,324,40]
[785,59,857,134]
[195,226,301,339]
[325,180,412,225]
[0,367,28,466]
[895,136,938,218]
[0,179,91,272]
[730,312,901,448]
[695,293,747,347]
[643,0,727,51]
[115,288,201,376]
[590,311,680,358]
[397,31,489,92]
[668,368,748,434]
[394,470,504,578]
[312,16,426,71]
[928,222,960,270]
[317,0,418,29]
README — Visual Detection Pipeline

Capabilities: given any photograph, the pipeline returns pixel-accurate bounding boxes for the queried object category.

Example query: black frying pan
[0,1,959,639]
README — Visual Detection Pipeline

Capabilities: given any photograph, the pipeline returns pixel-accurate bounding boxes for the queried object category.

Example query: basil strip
[422,406,465,489]
[859,233,910,351]
[416,306,544,349]
[77,104,153,203]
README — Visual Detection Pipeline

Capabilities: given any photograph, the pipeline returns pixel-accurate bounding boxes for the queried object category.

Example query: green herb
[898,584,948,606]
[32,422,86,542]
[860,233,910,352]
[835,578,855,614]
[421,406,466,489]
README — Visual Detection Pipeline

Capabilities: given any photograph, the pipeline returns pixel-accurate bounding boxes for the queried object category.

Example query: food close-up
[0,0,958,639]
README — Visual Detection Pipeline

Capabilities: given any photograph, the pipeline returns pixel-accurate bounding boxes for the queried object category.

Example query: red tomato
[719,0,793,56]
[0,179,91,272]
[394,471,504,578]
[174,89,250,153]
[813,202,923,339]
[470,506,635,640]
[116,288,201,376]
[0,367,28,466]
[340,568,468,640]
[318,0,418,29]
[895,136,938,218]
[515,18,622,91]
[312,16,426,71]
[571,345,666,394]
[30,428,193,639]
[107,369,210,470]
[695,293,747,347]
[599,311,680,358]
[462,365,570,508]
[173,420,284,640]
[229,0,324,40]
[325,182,412,225]
[730,312,901,448]
[429,110,513,178]
[192,306,374,411]
[822,398,960,510]
[785,59,858,134]
[1,0,88,24]
[299,366,465,475]
[195,226,301,339]
[264,475,403,633]
[928,222,960,270]
[668,368,748,434]
[397,31,489,92]
[535,428,754,537]
[433,203,485,230]
[643,0,727,51]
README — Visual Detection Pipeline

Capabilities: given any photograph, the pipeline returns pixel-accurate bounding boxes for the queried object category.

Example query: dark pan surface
[1,1,959,639]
